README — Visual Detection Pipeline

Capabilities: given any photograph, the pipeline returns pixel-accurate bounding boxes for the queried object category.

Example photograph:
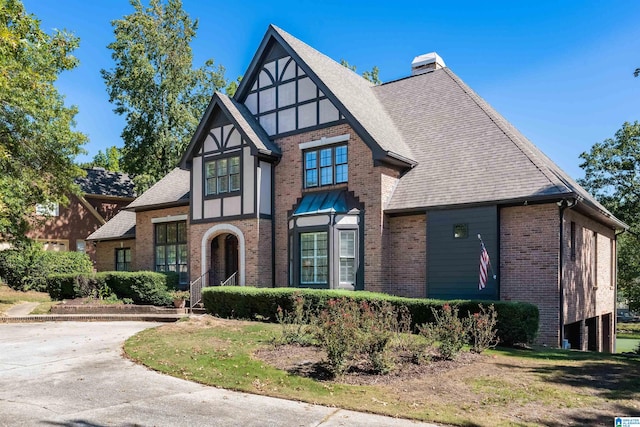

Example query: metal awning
[293,190,351,216]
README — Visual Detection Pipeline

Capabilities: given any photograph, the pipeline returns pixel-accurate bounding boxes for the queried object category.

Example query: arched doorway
[209,233,239,286]
[201,224,245,287]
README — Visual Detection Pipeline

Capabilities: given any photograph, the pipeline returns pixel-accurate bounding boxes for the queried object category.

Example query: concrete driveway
[0,321,438,427]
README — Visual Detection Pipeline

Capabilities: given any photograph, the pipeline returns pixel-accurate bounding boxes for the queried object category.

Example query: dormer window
[304,145,348,188]
[205,155,240,196]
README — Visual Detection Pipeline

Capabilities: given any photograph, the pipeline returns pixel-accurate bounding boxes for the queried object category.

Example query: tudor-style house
[88,25,626,352]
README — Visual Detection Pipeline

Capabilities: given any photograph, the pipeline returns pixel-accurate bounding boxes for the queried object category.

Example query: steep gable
[234,25,415,168]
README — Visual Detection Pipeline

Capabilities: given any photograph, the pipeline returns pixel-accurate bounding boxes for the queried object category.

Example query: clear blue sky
[22,0,640,180]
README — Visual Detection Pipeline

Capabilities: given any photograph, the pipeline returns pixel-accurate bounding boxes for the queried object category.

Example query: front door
[225,234,238,279]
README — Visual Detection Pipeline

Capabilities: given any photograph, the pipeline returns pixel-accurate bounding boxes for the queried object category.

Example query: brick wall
[94,239,135,272]
[383,214,427,297]
[563,208,616,351]
[188,218,272,287]
[272,123,402,290]
[500,203,560,347]
[135,206,189,271]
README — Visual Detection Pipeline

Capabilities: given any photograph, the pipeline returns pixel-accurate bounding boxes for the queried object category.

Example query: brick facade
[94,239,135,272]
[28,194,130,267]
[499,203,616,350]
[272,122,402,290]
[500,204,560,346]
[562,209,616,351]
[135,206,189,271]
[188,218,272,287]
[383,214,427,298]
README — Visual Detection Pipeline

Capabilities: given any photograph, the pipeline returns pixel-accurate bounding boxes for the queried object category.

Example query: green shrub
[202,286,539,345]
[0,246,93,292]
[418,304,467,360]
[465,304,500,353]
[45,271,173,306]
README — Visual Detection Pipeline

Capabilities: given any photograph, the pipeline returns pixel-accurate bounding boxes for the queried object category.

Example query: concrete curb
[0,313,185,323]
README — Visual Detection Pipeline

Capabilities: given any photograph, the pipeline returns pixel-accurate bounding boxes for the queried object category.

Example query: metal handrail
[189,270,210,310]
[220,271,237,287]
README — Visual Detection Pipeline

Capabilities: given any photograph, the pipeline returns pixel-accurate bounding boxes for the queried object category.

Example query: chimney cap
[411,52,445,75]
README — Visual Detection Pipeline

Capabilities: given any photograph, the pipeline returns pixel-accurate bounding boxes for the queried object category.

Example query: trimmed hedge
[46,271,174,306]
[202,286,539,345]
[0,247,93,292]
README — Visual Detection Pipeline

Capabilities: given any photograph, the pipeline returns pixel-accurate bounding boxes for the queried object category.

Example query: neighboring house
[28,167,135,265]
[88,25,626,351]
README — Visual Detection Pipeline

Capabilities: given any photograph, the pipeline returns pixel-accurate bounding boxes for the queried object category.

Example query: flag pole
[478,234,497,279]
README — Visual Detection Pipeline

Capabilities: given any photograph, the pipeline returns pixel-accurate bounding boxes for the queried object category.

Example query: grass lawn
[0,283,52,315]
[125,316,640,427]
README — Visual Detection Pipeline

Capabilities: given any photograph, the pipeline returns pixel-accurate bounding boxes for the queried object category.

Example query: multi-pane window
[115,248,131,271]
[155,221,188,283]
[304,145,348,188]
[339,230,356,284]
[205,156,240,196]
[300,232,328,284]
[35,202,59,216]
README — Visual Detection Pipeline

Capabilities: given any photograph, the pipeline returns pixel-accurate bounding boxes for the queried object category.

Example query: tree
[80,146,122,172]
[0,0,87,246]
[102,0,226,192]
[579,121,640,310]
[225,76,242,97]
[340,59,382,85]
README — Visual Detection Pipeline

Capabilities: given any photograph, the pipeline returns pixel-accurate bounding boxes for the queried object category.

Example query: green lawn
[617,338,640,353]
[125,316,640,427]
[0,283,52,315]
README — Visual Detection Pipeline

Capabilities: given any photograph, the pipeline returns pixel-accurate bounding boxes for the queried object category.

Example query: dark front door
[225,234,238,278]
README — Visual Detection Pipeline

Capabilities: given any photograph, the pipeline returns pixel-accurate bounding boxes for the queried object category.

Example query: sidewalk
[1,301,185,323]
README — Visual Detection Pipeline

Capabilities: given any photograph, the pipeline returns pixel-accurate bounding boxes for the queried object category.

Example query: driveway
[0,321,437,427]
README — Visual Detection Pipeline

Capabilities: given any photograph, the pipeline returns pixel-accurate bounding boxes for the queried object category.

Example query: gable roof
[375,68,624,228]
[234,25,415,168]
[180,92,280,167]
[126,168,189,211]
[86,210,136,241]
[75,168,135,199]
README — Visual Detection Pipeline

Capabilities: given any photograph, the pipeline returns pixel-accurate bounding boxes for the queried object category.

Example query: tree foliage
[579,121,640,310]
[340,59,382,85]
[0,0,86,246]
[79,146,122,172]
[102,0,226,192]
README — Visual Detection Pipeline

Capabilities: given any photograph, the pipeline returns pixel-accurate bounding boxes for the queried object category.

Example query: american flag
[479,241,490,290]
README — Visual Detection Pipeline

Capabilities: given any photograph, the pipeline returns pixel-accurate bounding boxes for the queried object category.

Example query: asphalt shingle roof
[374,68,615,221]
[86,210,136,241]
[126,168,189,211]
[75,168,135,198]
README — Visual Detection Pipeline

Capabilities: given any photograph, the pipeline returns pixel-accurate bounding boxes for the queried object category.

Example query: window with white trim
[35,202,59,216]
[304,145,348,188]
[300,232,328,284]
[205,156,240,196]
[339,230,356,284]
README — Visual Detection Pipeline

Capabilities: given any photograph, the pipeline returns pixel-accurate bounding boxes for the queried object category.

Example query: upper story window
[35,202,59,216]
[304,145,348,188]
[205,156,240,196]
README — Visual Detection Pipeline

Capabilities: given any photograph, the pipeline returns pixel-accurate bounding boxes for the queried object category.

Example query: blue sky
[22,0,640,180]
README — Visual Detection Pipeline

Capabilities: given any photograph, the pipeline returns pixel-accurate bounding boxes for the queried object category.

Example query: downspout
[271,163,276,288]
[558,198,576,348]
